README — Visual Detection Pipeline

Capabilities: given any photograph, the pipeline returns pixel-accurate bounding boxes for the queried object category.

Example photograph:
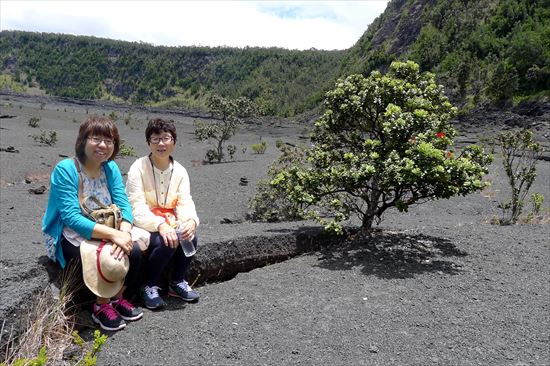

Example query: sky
[0,1,389,50]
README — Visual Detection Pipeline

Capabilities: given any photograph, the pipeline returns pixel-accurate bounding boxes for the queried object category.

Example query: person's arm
[52,160,95,238]
[126,160,165,232]
[174,165,199,241]
[105,161,133,225]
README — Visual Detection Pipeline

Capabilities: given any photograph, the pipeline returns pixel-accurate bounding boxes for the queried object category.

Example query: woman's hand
[177,219,196,242]
[159,222,178,248]
[110,230,133,260]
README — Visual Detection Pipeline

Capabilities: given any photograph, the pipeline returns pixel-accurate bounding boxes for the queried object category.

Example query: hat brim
[80,240,128,298]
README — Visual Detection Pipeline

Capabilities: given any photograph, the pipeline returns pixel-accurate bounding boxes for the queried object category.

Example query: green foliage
[251,141,267,154]
[195,95,256,162]
[497,129,543,225]
[108,111,118,122]
[531,193,544,215]
[32,130,57,146]
[5,347,48,366]
[0,31,342,116]
[227,144,237,160]
[28,116,40,128]
[118,142,136,157]
[345,0,550,107]
[272,61,491,234]
[71,329,108,366]
[249,140,307,222]
[0,73,26,93]
[205,148,219,164]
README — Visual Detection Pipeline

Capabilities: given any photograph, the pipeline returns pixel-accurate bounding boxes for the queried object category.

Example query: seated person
[126,118,200,309]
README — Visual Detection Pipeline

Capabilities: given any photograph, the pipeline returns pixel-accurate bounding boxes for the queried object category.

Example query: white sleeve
[175,166,200,227]
[126,161,165,232]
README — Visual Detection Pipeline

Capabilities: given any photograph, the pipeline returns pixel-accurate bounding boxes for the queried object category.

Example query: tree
[194,95,257,163]
[272,61,492,234]
[497,129,543,225]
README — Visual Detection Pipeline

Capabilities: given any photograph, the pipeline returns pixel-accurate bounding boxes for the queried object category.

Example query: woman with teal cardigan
[42,116,143,331]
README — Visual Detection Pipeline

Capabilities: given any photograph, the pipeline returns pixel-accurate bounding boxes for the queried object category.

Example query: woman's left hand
[177,219,196,242]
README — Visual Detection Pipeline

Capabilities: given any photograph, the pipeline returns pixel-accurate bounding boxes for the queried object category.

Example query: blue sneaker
[168,280,200,302]
[141,285,166,310]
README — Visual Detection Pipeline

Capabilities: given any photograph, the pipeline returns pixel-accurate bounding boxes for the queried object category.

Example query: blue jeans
[144,233,198,287]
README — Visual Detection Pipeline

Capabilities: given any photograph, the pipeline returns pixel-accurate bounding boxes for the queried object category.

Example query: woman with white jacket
[126,118,200,309]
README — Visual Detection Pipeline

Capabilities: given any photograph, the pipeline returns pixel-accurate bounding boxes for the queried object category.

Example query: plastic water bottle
[176,224,196,257]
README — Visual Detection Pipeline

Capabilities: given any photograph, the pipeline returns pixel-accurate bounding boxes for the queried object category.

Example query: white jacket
[126,156,199,232]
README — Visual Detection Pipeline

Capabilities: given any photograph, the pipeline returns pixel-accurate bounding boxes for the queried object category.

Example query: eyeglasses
[88,137,114,146]
[149,136,174,144]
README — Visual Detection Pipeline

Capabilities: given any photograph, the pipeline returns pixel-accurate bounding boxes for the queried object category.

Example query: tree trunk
[216,140,224,163]
[362,179,381,235]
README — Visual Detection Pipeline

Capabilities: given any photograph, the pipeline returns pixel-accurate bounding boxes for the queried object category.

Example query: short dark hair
[145,118,177,144]
[75,116,120,163]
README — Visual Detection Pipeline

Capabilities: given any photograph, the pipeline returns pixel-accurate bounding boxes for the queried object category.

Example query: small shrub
[28,116,40,128]
[124,117,131,125]
[108,111,118,122]
[241,145,247,154]
[32,130,57,146]
[497,129,543,225]
[531,193,544,215]
[251,141,267,154]
[118,142,136,157]
[249,142,306,221]
[205,149,220,164]
[523,193,548,224]
[71,330,108,366]
[227,144,237,160]
[19,104,23,109]
[39,102,46,110]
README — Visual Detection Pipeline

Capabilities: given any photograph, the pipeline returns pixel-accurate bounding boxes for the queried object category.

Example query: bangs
[87,121,115,139]
[75,116,120,162]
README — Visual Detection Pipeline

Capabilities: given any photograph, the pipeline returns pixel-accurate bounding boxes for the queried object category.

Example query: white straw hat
[80,240,129,298]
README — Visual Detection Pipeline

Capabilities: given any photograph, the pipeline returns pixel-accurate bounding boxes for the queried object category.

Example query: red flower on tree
[436,132,446,138]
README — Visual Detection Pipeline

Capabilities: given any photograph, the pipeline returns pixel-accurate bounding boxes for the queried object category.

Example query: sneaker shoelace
[96,303,119,321]
[175,281,192,292]
[145,286,161,299]
[113,298,134,312]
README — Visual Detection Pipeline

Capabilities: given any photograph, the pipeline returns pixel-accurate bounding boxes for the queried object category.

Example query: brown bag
[80,196,122,230]
[74,158,122,230]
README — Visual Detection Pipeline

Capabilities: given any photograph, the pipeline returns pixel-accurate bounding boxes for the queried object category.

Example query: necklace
[149,154,174,207]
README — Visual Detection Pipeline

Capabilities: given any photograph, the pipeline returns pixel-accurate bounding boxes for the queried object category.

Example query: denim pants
[144,233,198,287]
[61,236,142,297]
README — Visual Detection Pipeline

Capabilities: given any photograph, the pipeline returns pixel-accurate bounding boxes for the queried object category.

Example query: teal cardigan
[42,158,133,268]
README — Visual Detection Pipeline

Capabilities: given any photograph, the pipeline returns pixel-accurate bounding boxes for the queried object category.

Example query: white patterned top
[63,169,111,247]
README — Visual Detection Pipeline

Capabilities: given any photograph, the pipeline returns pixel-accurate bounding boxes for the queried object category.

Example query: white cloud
[0,1,388,50]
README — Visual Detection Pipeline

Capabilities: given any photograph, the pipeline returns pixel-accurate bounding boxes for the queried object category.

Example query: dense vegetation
[270,61,491,233]
[0,31,342,116]
[0,0,548,115]
[343,0,550,109]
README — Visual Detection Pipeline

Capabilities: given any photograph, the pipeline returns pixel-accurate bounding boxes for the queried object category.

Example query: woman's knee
[129,244,143,264]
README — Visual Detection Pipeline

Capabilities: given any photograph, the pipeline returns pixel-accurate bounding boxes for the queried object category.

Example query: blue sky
[0,1,389,50]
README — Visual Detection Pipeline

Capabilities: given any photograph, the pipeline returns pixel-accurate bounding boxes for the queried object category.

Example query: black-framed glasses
[149,136,174,144]
[88,137,114,146]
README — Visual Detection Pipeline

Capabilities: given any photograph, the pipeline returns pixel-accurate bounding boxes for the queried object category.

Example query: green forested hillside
[1,0,549,116]
[343,0,550,109]
[0,31,342,116]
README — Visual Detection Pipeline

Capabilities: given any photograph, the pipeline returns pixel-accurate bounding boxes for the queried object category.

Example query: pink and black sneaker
[111,298,143,321]
[92,303,126,331]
